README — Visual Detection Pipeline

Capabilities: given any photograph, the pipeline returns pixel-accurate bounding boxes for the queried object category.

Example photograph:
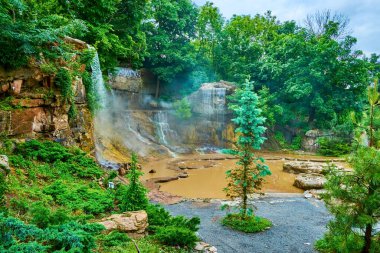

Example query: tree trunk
[242,150,249,218]
[362,184,374,253]
[369,105,374,147]
[362,224,372,253]
[155,78,160,98]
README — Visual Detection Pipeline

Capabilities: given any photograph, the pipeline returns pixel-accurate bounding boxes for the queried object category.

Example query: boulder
[187,81,235,116]
[109,68,142,92]
[283,161,326,174]
[302,129,334,152]
[1,83,9,93]
[178,160,215,170]
[294,173,327,190]
[10,79,23,95]
[11,98,45,108]
[97,211,148,239]
[148,169,156,174]
[0,155,10,175]
[304,189,327,199]
[178,172,188,178]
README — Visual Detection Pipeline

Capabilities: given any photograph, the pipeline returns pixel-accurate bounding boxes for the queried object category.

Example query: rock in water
[283,161,327,174]
[294,173,326,190]
[148,169,156,174]
[97,211,148,239]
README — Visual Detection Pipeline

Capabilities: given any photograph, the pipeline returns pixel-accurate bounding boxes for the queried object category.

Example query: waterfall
[201,87,226,115]
[154,111,177,157]
[90,50,108,106]
[90,48,116,165]
[214,88,226,112]
[114,67,141,78]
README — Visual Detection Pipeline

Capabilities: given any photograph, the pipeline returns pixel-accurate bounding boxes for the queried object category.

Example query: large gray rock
[187,81,235,115]
[294,173,326,190]
[302,129,334,152]
[109,68,142,92]
[0,155,10,175]
[97,211,148,239]
[283,161,327,174]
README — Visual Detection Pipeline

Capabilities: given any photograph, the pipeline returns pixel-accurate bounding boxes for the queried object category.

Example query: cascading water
[153,111,177,157]
[114,67,141,78]
[90,49,108,106]
[90,49,117,166]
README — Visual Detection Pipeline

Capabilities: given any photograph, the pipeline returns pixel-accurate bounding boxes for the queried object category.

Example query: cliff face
[0,66,94,152]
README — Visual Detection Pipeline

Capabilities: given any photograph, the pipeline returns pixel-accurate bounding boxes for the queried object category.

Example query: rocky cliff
[0,41,94,152]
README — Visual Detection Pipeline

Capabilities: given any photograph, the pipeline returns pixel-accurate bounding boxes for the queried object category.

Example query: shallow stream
[141,152,342,199]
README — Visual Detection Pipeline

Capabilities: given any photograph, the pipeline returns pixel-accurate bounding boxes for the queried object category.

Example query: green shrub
[290,135,302,150]
[82,71,99,113]
[154,226,198,248]
[14,140,103,179]
[146,204,200,233]
[0,173,8,214]
[221,213,272,233]
[98,231,131,247]
[0,214,103,253]
[30,203,51,228]
[274,131,287,148]
[116,153,148,212]
[30,203,71,228]
[317,137,351,156]
[56,67,73,100]
[173,98,192,119]
[43,181,114,215]
[0,97,20,111]
[10,198,29,215]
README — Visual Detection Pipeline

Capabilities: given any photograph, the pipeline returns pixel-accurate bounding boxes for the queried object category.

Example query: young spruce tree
[224,80,271,218]
[117,153,148,212]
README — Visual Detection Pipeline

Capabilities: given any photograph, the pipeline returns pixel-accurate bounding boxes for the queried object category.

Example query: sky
[193,0,380,55]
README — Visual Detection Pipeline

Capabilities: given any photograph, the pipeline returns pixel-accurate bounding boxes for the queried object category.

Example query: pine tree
[224,80,271,218]
[118,153,148,211]
[316,80,380,253]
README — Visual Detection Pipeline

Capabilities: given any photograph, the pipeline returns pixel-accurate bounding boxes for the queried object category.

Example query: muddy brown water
[141,152,343,199]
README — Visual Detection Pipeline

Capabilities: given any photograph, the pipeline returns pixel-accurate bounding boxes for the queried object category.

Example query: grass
[221,213,272,233]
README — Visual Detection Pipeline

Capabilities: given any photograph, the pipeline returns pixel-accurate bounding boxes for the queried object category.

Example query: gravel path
[165,196,331,253]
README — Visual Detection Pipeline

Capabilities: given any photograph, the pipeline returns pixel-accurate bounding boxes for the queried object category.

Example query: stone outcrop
[109,68,142,92]
[188,81,235,115]
[293,173,327,190]
[302,129,333,152]
[0,40,94,151]
[97,211,148,239]
[0,155,10,175]
[283,161,327,174]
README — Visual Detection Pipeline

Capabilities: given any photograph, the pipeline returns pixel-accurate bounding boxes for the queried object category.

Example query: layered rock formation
[0,41,94,152]
[97,211,148,239]
[96,76,237,161]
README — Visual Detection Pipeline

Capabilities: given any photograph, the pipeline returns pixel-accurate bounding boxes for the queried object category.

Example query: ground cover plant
[0,140,200,252]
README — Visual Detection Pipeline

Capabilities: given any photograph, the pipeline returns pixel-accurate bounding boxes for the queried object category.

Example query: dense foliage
[0,214,104,253]
[317,137,351,156]
[1,0,379,134]
[0,140,200,252]
[315,148,380,253]
[224,80,271,220]
[116,153,148,212]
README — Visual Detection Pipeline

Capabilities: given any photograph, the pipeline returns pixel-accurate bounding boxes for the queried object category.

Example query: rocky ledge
[97,211,148,239]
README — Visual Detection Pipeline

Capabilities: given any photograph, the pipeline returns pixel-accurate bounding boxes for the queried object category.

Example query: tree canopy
[0,0,379,131]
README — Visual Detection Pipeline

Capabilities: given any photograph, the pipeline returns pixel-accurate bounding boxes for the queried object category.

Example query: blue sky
[193,0,380,55]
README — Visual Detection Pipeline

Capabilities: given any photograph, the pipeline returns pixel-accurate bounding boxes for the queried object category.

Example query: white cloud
[193,0,380,54]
